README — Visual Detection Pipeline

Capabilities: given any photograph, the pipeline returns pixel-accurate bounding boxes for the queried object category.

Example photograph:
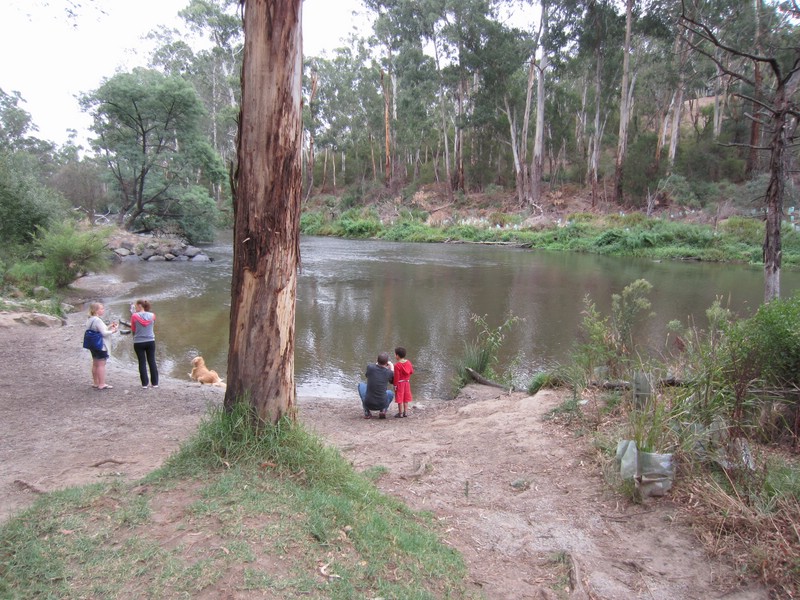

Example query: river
[103,234,800,400]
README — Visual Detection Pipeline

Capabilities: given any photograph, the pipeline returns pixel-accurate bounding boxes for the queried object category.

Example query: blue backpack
[83,318,104,351]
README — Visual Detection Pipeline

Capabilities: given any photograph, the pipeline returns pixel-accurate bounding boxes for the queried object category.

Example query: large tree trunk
[225,0,302,423]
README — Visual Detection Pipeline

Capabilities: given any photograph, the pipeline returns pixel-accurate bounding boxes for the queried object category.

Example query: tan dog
[190,356,225,387]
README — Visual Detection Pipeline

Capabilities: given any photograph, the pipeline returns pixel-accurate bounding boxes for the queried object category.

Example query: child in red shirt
[393,346,414,418]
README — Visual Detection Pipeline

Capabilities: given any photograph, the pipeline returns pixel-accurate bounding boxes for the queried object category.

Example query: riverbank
[0,299,772,598]
[300,193,800,269]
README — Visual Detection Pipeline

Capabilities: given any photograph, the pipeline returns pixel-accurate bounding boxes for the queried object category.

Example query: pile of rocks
[107,233,212,262]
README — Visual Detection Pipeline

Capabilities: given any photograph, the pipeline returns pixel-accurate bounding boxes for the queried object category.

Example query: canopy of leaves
[81,69,225,243]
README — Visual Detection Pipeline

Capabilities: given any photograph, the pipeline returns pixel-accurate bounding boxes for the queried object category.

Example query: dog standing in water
[190,356,226,387]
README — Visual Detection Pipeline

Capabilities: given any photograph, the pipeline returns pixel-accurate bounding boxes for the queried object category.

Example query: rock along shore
[106,232,213,263]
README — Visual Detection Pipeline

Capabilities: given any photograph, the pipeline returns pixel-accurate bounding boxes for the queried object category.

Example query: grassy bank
[301,208,800,268]
[0,404,470,599]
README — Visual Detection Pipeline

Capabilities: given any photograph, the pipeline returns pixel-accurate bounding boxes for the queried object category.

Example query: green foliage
[622,133,663,204]
[174,186,220,244]
[527,370,569,395]
[336,207,382,238]
[732,293,800,390]
[0,153,69,247]
[33,222,110,288]
[718,216,764,244]
[82,69,225,236]
[3,260,47,292]
[657,174,699,208]
[573,280,653,381]
[381,220,444,242]
[626,388,679,453]
[299,210,328,235]
[453,313,520,393]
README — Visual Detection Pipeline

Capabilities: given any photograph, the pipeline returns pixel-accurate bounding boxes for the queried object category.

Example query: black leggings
[133,341,159,386]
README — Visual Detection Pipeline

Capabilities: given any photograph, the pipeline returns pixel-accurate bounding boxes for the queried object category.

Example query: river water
[103,234,800,400]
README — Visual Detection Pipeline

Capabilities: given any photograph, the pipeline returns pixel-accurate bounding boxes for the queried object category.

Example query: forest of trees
[2,0,799,257]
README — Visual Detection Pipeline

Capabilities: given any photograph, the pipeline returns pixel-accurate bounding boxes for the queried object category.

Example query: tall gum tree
[681,1,800,302]
[225,0,302,422]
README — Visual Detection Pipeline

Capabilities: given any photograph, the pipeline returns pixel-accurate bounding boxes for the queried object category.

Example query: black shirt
[363,363,394,410]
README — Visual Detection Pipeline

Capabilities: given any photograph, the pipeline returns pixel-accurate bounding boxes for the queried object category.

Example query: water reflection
[104,234,800,401]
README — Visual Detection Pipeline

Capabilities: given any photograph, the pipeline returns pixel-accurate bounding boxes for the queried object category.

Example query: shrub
[33,222,110,288]
[0,156,69,246]
[452,313,520,393]
[658,174,698,207]
[337,207,382,238]
[718,216,763,244]
[573,280,653,380]
[300,210,327,235]
[4,260,47,291]
[733,293,800,390]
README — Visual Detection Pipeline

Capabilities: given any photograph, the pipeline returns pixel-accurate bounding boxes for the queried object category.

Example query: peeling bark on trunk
[225,0,302,424]
[531,55,547,209]
[613,0,634,206]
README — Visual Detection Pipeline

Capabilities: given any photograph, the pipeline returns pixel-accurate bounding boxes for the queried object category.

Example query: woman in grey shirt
[130,299,159,389]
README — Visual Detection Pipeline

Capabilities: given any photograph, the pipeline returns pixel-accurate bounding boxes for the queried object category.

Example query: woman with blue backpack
[86,302,118,390]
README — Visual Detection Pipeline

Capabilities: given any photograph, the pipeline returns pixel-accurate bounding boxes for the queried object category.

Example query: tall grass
[451,312,520,393]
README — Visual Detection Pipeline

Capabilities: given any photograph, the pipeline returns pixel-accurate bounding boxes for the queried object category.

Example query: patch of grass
[544,392,582,421]
[0,296,65,317]
[0,403,472,599]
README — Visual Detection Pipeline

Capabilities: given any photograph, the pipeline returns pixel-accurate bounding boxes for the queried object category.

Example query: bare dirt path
[0,305,768,599]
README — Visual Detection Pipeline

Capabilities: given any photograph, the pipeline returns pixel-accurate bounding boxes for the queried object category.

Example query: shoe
[151,385,159,388]
[394,413,403,418]
[97,385,113,390]
[142,386,149,389]
[379,410,387,419]
[402,413,408,418]
[363,411,372,419]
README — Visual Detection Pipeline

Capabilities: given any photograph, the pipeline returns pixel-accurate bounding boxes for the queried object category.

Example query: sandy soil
[0,293,770,598]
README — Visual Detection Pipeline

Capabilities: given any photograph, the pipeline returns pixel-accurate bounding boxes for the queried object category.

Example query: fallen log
[465,368,514,392]
[590,377,687,390]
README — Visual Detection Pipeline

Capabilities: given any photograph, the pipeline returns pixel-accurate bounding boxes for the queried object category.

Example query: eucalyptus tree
[178,0,242,167]
[393,42,440,183]
[306,40,386,187]
[366,0,444,189]
[364,0,502,196]
[81,69,226,242]
[574,0,626,206]
[468,19,534,202]
[681,0,800,302]
[225,0,302,423]
[612,0,635,204]
[0,90,70,247]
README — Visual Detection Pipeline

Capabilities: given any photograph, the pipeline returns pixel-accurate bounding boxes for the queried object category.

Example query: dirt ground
[0,286,771,598]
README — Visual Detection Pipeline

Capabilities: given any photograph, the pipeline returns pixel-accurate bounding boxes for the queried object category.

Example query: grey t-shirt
[363,363,394,410]
[131,311,156,343]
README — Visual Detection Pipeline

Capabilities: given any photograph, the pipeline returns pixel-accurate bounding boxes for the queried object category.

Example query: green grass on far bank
[0,403,471,600]
[300,209,800,269]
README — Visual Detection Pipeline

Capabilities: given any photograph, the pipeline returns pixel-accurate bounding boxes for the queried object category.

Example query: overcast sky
[0,0,370,146]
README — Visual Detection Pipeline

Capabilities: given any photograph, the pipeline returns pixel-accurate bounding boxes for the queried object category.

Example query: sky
[0,0,370,146]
